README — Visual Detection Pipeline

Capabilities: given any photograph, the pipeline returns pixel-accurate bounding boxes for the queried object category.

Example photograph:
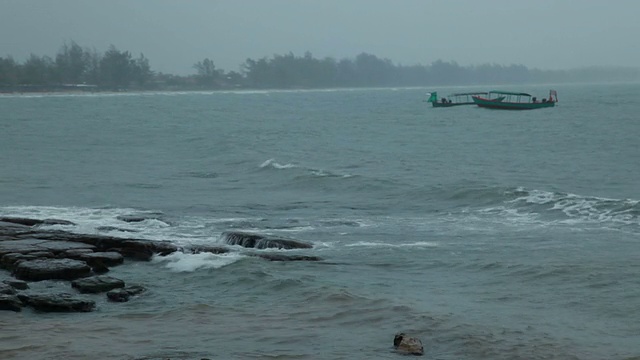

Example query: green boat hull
[472,96,555,110]
[431,101,475,107]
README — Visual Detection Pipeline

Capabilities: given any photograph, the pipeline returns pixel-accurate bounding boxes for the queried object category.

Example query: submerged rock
[254,254,322,262]
[222,231,313,250]
[0,294,23,312]
[0,284,17,295]
[72,275,125,294]
[0,217,75,227]
[3,279,29,290]
[96,226,139,233]
[106,285,146,302]
[184,244,230,255]
[0,217,324,316]
[79,251,124,267]
[13,258,92,281]
[18,293,95,312]
[393,332,424,356]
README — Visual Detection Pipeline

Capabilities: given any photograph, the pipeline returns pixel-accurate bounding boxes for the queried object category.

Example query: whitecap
[151,252,246,272]
[259,158,296,169]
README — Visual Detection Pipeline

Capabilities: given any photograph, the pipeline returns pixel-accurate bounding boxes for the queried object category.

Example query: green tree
[132,53,152,86]
[83,48,101,85]
[0,56,19,85]
[99,45,134,88]
[55,41,88,84]
[21,54,54,85]
[193,58,219,87]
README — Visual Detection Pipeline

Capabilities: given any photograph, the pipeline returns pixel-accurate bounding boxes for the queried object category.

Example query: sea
[0,83,639,360]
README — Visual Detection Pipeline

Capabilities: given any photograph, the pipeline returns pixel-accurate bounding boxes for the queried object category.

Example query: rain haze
[1,0,639,75]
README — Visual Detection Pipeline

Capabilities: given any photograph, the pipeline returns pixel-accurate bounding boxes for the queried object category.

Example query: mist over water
[1,83,639,359]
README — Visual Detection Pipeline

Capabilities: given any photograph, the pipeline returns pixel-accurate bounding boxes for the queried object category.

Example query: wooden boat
[426,91,490,107]
[472,90,558,110]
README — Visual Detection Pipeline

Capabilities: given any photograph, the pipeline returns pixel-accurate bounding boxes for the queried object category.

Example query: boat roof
[449,92,488,96]
[489,90,532,96]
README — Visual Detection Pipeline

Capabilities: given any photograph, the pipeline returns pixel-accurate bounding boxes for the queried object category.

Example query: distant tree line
[0,41,151,91]
[1,41,639,92]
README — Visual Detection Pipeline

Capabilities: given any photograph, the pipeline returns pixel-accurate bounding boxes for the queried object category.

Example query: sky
[1,0,639,75]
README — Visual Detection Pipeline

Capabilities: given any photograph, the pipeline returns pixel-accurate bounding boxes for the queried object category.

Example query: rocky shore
[0,216,320,313]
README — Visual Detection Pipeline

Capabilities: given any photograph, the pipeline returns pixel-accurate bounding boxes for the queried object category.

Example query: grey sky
[1,0,639,75]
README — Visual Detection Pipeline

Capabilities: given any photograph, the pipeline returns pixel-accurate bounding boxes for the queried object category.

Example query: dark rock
[0,294,23,311]
[96,226,139,233]
[118,240,178,260]
[222,231,313,250]
[1,252,42,270]
[18,293,95,312]
[0,217,44,227]
[0,220,32,238]
[0,228,178,260]
[106,285,146,302]
[0,239,45,257]
[72,275,125,294]
[0,238,94,258]
[3,279,28,290]
[80,251,124,267]
[0,284,17,295]
[254,254,322,262]
[34,240,95,253]
[64,248,95,257]
[41,219,76,226]
[116,215,148,223]
[13,258,92,281]
[0,217,75,227]
[90,260,110,274]
[185,244,230,255]
[393,332,424,356]
[1,251,56,271]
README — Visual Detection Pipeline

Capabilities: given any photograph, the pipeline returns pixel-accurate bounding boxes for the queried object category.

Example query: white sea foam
[507,188,640,226]
[152,252,246,272]
[260,158,296,169]
[0,205,182,241]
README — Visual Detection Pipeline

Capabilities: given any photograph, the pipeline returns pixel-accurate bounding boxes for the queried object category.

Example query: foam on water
[151,251,247,272]
[260,158,296,169]
[507,187,640,226]
[259,158,353,178]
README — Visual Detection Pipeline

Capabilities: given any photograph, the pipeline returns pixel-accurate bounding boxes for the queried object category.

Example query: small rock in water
[393,332,424,356]
[0,294,23,312]
[106,285,146,302]
[72,275,125,294]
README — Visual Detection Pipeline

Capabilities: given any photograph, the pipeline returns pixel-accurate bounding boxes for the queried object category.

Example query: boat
[426,91,490,107]
[472,90,558,110]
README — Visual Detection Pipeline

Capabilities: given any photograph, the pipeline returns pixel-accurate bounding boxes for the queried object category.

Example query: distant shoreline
[3,80,640,97]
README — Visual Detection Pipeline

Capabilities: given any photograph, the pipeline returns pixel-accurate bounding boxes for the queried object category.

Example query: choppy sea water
[1,83,639,359]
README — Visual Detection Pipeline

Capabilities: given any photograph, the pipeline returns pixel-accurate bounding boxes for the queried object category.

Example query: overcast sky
[1,0,639,75]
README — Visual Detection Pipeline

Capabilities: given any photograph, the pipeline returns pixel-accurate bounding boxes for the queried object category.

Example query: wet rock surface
[393,332,424,356]
[222,231,313,249]
[18,293,95,312]
[0,216,320,313]
[106,285,147,302]
[72,275,126,293]
[13,258,92,281]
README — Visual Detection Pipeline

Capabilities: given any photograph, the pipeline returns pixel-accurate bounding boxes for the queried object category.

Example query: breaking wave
[505,187,640,226]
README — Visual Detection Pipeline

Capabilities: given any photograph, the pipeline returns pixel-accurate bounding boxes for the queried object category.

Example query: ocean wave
[432,184,640,228]
[259,158,296,170]
[151,251,247,272]
[506,187,640,226]
[258,158,353,178]
[0,205,186,242]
